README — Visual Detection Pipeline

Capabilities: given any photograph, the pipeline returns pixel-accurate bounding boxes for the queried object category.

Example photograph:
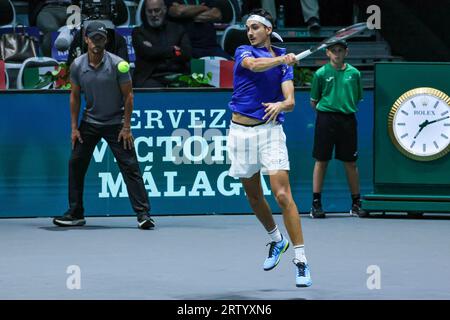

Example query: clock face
[388,87,450,161]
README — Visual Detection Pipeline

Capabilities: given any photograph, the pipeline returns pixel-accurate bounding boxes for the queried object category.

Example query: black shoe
[307,17,321,33]
[137,213,155,230]
[53,211,86,227]
[351,202,368,218]
[310,202,325,218]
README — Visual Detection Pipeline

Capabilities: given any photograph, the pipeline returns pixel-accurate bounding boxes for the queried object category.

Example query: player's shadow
[365,213,450,220]
[179,289,307,300]
[300,212,450,220]
[299,213,357,219]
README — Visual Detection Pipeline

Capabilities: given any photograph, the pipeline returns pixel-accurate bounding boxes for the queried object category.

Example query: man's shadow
[300,212,450,220]
[363,213,450,220]
[39,225,150,231]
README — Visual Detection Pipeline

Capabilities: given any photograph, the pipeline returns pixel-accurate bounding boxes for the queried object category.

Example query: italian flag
[22,66,57,89]
[191,58,234,88]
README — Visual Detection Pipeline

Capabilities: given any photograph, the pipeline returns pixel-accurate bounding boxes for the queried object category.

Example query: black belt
[231,120,267,127]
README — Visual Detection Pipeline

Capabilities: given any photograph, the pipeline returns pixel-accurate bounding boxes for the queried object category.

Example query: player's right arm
[70,82,83,149]
[242,54,296,72]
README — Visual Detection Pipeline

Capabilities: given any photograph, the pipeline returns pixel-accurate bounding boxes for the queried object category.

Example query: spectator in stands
[165,0,232,59]
[244,0,321,32]
[29,0,76,57]
[132,0,192,88]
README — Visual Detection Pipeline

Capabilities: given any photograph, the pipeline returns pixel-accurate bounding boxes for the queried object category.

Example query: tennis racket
[295,22,368,61]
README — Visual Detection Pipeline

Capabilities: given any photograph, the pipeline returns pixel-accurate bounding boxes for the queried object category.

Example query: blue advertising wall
[0,89,373,217]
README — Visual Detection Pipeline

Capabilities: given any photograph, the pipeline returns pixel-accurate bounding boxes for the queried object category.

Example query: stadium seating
[221,24,403,87]
[0,0,16,27]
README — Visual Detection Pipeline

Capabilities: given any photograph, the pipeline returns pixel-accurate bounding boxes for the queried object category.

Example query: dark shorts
[313,111,358,162]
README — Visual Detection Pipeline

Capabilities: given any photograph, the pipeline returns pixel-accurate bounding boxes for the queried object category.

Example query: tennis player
[227,9,312,287]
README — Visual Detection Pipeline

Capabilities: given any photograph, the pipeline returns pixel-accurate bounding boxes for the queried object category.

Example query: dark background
[242,0,450,62]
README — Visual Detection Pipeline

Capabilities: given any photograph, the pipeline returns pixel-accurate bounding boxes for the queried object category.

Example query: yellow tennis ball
[118,61,130,73]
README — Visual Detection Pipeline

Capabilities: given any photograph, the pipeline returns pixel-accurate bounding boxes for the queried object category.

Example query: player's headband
[246,15,284,42]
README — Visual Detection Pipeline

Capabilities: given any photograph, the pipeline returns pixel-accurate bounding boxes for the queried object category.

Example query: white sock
[268,226,283,243]
[294,245,307,263]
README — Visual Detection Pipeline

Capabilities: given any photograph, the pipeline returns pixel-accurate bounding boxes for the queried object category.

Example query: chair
[220,24,248,58]
[4,67,8,89]
[0,0,16,27]
[16,57,59,89]
[114,0,131,27]
[222,0,241,25]
[135,0,144,26]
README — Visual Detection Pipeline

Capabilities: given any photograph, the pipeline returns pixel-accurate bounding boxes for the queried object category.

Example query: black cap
[85,21,108,38]
[327,40,348,49]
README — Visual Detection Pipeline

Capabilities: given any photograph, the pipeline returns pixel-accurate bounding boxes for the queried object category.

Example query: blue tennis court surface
[1,214,449,300]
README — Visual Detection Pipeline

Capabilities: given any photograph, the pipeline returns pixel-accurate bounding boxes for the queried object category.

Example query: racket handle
[295,49,313,61]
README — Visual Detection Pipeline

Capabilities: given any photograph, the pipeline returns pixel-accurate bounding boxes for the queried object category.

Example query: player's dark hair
[248,8,275,28]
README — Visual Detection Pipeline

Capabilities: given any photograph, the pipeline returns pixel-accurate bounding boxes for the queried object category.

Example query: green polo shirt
[310,63,363,114]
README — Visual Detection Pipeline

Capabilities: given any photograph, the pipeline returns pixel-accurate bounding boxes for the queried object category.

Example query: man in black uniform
[53,22,155,229]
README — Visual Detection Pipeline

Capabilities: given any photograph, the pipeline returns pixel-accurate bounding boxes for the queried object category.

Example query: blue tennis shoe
[293,259,312,287]
[263,236,289,271]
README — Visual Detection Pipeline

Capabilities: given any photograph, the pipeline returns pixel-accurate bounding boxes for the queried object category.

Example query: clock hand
[414,126,424,139]
[426,115,450,126]
[413,116,449,139]
[413,120,429,139]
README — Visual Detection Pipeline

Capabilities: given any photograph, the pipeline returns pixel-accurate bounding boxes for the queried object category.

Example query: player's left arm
[310,71,321,110]
[118,81,134,150]
[262,80,295,124]
[357,71,363,102]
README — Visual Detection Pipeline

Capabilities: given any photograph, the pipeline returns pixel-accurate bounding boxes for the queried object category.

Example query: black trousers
[68,121,150,217]
[312,111,358,162]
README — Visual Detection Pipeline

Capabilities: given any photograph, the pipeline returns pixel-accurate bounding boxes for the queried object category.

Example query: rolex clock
[363,63,450,216]
[388,87,450,161]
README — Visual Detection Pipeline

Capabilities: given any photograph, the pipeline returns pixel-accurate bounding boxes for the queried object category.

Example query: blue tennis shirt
[229,45,294,123]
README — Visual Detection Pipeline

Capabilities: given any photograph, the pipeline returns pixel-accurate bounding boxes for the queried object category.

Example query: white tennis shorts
[227,121,290,178]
